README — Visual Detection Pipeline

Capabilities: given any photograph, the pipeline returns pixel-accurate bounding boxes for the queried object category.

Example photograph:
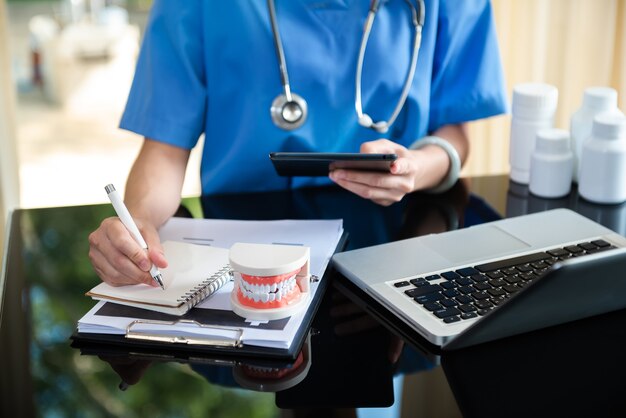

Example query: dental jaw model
[229,243,311,321]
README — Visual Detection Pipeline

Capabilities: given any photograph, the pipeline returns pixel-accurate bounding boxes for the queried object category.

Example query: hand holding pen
[88,184,168,288]
[105,184,165,289]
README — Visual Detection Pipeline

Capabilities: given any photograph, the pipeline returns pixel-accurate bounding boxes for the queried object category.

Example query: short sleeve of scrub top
[120,0,508,195]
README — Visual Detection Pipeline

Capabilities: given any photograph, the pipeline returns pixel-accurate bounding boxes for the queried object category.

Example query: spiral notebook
[86,240,232,315]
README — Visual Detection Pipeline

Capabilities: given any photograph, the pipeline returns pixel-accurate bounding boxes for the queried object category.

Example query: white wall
[0,0,21,253]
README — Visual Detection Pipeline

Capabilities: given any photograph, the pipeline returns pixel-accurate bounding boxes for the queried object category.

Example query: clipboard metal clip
[125,319,244,348]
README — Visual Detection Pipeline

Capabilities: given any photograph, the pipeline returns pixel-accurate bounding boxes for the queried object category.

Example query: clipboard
[71,231,348,361]
[124,319,243,347]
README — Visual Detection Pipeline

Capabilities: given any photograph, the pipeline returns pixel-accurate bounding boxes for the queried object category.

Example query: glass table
[2,175,626,417]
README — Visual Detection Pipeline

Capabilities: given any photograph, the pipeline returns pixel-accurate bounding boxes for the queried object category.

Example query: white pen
[104,184,165,289]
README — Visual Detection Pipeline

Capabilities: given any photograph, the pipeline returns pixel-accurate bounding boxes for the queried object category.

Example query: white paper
[78,218,344,350]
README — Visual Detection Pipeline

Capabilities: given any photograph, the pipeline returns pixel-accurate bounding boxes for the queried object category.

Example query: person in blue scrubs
[89,0,507,286]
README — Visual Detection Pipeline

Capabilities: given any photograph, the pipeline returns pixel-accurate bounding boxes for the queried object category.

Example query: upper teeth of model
[239,275,297,303]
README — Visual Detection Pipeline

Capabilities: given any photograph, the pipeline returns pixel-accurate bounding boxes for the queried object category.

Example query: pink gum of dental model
[229,242,311,321]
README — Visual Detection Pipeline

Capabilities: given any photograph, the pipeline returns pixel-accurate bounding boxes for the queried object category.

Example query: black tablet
[270,152,398,177]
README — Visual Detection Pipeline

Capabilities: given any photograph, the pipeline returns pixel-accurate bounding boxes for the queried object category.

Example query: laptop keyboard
[393,240,616,324]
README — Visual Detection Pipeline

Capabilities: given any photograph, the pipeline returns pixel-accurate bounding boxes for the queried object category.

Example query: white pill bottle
[570,87,622,182]
[509,83,558,184]
[529,129,574,198]
[578,113,626,204]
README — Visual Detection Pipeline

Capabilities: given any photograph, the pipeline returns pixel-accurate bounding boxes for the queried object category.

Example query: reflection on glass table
[73,330,314,393]
[507,180,626,235]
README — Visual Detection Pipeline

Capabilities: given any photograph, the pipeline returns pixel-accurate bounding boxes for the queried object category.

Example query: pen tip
[154,273,165,290]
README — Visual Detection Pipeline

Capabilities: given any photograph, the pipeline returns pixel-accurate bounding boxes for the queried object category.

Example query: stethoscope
[268,0,425,134]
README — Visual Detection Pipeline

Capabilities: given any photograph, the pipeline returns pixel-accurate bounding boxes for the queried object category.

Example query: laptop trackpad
[423,225,531,265]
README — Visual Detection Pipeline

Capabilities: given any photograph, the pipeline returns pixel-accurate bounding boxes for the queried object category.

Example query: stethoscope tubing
[267,0,293,103]
[268,0,425,132]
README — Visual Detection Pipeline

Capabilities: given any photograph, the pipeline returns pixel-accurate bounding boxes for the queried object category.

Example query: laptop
[332,208,626,350]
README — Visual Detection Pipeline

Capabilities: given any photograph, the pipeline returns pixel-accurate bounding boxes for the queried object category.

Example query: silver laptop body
[332,209,626,349]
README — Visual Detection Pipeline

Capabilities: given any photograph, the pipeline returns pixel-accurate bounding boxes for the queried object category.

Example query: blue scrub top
[120,0,508,195]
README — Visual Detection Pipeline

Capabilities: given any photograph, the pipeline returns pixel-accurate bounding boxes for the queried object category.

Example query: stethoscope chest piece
[270,92,308,130]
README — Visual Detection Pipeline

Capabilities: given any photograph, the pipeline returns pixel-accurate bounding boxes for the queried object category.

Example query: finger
[89,221,155,286]
[330,174,405,205]
[331,168,413,193]
[141,226,168,269]
[332,167,414,201]
[90,245,150,286]
[360,138,402,154]
[148,247,168,269]
[89,244,153,287]
[104,219,153,272]
[389,157,412,175]
[333,178,401,205]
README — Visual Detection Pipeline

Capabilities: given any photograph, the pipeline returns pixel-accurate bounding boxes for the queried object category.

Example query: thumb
[390,157,411,175]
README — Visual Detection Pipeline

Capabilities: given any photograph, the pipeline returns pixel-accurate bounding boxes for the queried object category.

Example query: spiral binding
[176,266,233,309]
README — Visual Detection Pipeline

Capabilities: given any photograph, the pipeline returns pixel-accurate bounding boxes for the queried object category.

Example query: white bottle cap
[535,128,570,154]
[512,83,558,118]
[592,113,626,140]
[583,87,618,111]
